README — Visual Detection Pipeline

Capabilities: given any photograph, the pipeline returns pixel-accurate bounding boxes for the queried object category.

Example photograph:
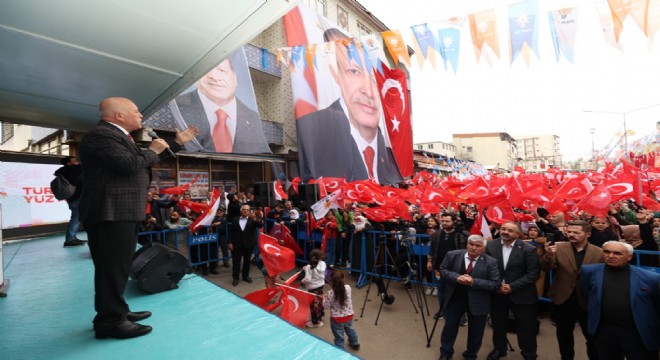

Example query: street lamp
[590,127,595,161]
[583,103,660,157]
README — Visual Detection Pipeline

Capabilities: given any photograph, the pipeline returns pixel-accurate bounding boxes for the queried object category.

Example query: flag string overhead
[276,1,658,73]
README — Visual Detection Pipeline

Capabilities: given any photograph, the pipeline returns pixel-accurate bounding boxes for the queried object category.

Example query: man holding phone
[541,220,603,360]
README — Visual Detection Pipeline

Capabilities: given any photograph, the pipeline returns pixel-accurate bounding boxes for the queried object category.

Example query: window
[303,0,326,16]
[337,5,349,30]
[417,145,423,150]
[428,144,434,149]
[467,146,473,152]
[1,122,14,144]
[357,21,371,38]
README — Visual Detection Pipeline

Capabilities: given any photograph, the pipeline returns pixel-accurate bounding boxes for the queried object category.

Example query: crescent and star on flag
[380,78,405,132]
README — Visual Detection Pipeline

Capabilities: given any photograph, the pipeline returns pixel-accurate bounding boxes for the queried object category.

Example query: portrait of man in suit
[296,28,403,185]
[168,49,271,154]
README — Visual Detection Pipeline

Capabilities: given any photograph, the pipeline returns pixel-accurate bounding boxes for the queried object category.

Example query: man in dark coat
[228,204,263,286]
[439,235,500,360]
[80,97,198,340]
[54,155,85,247]
[485,221,541,360]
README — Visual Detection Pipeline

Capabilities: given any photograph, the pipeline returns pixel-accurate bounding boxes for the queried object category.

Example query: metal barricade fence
[138,218,660,297]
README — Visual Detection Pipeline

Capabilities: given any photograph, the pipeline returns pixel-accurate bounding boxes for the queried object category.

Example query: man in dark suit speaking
[296,29,402,184]
[439,235,501,360]
[80,97,198,339]
[170,57,271,154]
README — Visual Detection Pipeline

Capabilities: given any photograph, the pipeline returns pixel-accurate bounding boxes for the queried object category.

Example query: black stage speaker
[130,242,191,294]
[298,183,318,208]
[253,182,273,207]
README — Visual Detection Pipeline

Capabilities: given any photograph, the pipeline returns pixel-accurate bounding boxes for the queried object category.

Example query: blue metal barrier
[632,249,660,274]
[187,225,230,267]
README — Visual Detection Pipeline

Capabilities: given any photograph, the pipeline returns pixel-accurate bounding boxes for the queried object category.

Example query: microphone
[147,130,176,158]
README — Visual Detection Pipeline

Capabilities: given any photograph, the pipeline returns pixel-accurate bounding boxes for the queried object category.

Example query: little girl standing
[322,270,360,350]
[302,248,326,328]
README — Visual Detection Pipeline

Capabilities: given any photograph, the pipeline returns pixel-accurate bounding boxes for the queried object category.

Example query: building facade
[414,141,457,159]
[452,132,520,171]
[515,134,563,172]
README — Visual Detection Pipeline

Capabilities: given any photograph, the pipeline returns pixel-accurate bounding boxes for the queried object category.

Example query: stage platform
[0,235,358,360]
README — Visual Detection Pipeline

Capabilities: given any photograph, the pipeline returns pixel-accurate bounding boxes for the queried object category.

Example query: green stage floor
[0,235,357,360]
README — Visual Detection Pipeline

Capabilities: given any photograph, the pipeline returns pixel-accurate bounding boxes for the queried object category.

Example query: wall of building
[414,141,457,158]
[453,133,518,170]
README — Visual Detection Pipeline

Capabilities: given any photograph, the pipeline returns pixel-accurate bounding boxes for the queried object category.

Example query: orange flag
[469,9,500,64]
[382,30,411,67]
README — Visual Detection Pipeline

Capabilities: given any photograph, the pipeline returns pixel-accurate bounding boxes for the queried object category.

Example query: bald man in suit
[80,97,198,339]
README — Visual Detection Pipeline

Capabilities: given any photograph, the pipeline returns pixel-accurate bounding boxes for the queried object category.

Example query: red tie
[466,257,476,274]
[213,109,232,152]
[128,134,135,143]
[363,146,375,179]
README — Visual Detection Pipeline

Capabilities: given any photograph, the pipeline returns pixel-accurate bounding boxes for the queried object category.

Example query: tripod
[359,235,418,325]
[398,240,435,344]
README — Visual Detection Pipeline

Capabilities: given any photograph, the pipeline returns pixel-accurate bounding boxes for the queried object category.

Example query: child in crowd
[323,270,360,350]
[302,248,326,328]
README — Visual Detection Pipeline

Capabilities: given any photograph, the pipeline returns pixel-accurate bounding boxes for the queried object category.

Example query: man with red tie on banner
[285,5,408,184]
[164,49,271,154]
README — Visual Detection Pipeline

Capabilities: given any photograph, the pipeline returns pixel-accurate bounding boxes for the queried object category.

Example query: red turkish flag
[269,223,304,255]
[422,186,457,205]
[544,197,569,219]
[278,284,316,328]
[458,177,491,200]
[576,183,612,217]
[378,198,412,221]
[403,184,425,204]
[360,206,397,222]
[420,203,442,214]
[160,177,198,195]
[375,64,413,177]
[244,287,283,312]
[315,177,347,198]
[290,177,301,194]
[470,209,493,239]
[345,180,383,203]
[273,179,288,201]
[553,175,594,200]
[177,200,209,214]
[603,173,639,202]
[485,202,517,224]
[259,233,296,276]
[412,171,435,185]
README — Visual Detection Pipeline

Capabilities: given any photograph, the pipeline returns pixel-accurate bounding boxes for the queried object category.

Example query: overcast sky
[357,0,660,161]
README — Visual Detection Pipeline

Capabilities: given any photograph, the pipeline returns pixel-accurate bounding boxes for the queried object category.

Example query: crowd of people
[129,185,660,359]
[68,97,658,356]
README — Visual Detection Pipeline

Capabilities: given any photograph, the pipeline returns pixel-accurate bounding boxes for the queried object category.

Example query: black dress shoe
[243,277,253,283]
[63,239,86,247]
[126,311,152,322]
[439,354,452,360]
[95,320,152,339]
[487,349,507,360]
[232,278,239,286]
[209,268,219,275]
[222,262,230,268]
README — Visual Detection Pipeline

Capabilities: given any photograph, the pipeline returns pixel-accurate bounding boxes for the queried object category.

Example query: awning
[177,151,285,163]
